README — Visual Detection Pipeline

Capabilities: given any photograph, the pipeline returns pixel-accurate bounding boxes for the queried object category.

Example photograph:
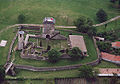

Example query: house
[0,40,7,47]
[98,68,120,77]
[111,41,120,49]
[101,52,120,64]
[95,36,104,41]
[69,35,87,56]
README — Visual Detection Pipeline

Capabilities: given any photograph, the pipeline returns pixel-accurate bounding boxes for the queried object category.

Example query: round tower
[42,17,55,38]
[18,31,24,50]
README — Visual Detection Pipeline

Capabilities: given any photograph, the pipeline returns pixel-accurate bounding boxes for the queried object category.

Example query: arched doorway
[46,34,50,39]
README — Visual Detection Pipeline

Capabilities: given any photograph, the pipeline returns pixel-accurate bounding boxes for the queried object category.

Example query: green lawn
[0,0,119,29]
[7,69,79,79]
[96,19,120,33]
[95,60,120,68]
[0,28,16,65]
[6,61,120,79]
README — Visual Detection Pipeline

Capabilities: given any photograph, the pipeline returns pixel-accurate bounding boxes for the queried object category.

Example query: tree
[18,14,25,23]
[48,49,60,63]
[119,0,120,7]
[110,0,117,3]
[0,66,5,83]
[74,16,96,36]
[96,9,108,23]
[87,27,97,36]
[97,41,111,52]
[79,65,95,78]
[68,47,84,61]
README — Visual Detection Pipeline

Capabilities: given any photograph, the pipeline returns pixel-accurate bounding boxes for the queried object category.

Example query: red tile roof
[101,52,120,61]
[99,68,120,74]
[112,41,120,48]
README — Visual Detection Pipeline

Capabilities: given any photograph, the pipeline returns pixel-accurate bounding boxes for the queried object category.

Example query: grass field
[0,0,120,30]
[6,61,120,79]
[0,28,16,65]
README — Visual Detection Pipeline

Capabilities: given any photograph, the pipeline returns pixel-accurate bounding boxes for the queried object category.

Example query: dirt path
[0,15,120,35]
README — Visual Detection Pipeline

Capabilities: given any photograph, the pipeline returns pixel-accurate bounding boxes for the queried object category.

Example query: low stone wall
[21,53,46,61]
[15,59,100,72]
[14,34,101,72]
[5,25,101,71]
[6,32,18,64]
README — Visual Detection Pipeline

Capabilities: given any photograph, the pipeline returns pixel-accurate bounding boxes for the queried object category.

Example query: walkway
[0,15,120,35]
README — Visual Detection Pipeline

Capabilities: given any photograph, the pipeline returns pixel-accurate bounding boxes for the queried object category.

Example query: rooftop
[112,41,120,48]
[99,68,120,74]
[0,40,7,47]
[101,52,120,61]
[18,31,24,34]
[43,17,55,24]
[69,35,87,52]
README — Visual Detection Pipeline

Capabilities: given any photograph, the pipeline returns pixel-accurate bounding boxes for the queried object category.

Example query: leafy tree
[96,9,108,23]
[87,27,97,36]
[0,66,5,83]
[74,16,96,36]
[18,14,25,23]
[97,41,111,52]
[68,47,84,61]
[110,0,117,3]
[79,65,95,78]
[119,0,120,6]
[48,49,60,63]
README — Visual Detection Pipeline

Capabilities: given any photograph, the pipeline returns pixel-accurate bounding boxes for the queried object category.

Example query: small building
[69,35,87,56]
[42,17,55,38]
[0,40,7,47]
[95,36,104,41]
[111,41,120,49]
[101,52,120,64]
[98,68,120,77]
[18,31,24,50]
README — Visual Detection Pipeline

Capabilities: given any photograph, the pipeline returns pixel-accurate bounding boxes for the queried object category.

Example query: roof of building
[43,17,55,24]
[0,40,7,47]
[69,35,87,52]
[18,31,24,34]
[95,36,104,40]
[99,68,120,74]
[101,52,120,61]
[112,41,120,48]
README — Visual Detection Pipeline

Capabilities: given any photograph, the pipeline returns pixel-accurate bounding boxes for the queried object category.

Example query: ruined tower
[42,17,55,38]
[18,31,24,50]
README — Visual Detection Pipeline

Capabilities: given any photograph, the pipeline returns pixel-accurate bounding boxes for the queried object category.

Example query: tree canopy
[68,47,84,61]
[79,65,95,78]
[48,49,60,63]
[18,14,25,23]
[74,16,96,36]
[96,9,108,23]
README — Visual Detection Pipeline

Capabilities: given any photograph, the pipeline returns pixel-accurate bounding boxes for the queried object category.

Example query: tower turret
[18,31,24,50]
